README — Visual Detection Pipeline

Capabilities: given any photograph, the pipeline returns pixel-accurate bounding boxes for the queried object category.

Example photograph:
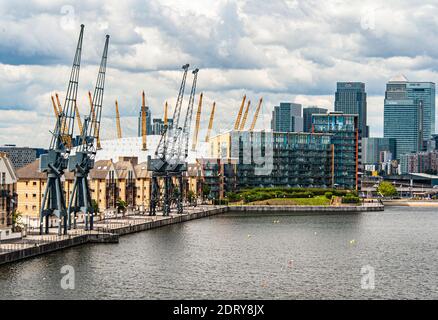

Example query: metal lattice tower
[67,35,110,231]
[39,24,84,235]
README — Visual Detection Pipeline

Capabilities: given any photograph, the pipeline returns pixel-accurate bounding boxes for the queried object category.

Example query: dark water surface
[0,206,437,299]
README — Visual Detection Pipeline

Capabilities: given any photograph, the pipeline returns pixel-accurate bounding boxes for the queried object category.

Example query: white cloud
[1,0,438,148]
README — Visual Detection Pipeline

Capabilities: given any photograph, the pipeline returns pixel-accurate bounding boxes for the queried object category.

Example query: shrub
[342,195,360,204]
[324,192,333,199]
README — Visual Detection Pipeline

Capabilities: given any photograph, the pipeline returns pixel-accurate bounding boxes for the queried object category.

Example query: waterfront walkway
[0,203,382,265]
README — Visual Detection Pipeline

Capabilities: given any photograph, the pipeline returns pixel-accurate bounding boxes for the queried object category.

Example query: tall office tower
[383,75,435,159]
[335,82,368,137]
[271,102,303,132]
[152,118,174,135]
[312,112,360,190]
[303,106,327,132]
[137,105,152,137]
[361,137,396,165]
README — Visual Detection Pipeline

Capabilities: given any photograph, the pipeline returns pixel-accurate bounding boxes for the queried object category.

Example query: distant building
[362,137,396,165]
[137,105,152,136]
[303,106,327,132]
[383,75,434,158]
[152,118,174,135]
[0,145,46,169]
[0,152,17,236]
[335,82,368,137]
[271,102,303,132]
[399,150,438,174]
[312,112,360,190]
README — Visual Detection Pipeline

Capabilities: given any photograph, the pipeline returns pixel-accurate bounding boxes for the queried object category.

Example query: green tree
[378,181,398,197]
[91,199,99,215]
[116,199,128,215]
[11,210,24,232]
[187,190,196,205]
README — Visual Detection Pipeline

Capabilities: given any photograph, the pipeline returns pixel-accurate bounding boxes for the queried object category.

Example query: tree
[91,199,99,215]
[11,210,24,232]
[116,199,128,215]
[378,181,398,197]
[202,184,211,199]
[187,190,196,205]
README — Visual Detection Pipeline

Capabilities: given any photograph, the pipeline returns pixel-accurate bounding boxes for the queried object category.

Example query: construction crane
[39,24,84,235]
[250,97,263,131]
[141,91,147,150]
[239,100,251,131]
[191,92,203,151]
[115,100,122,139]
[205,102,216,142]
[67,34,110,231]
[233,95,246,130]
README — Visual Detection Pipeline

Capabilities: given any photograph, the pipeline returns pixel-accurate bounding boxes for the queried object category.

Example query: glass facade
[231,131,333,188]
[335,82,368,137]
[312,113,359,190]
[384,78,426,159]
[362,137,396,165]
[303,106,327,132]
[271,103,303,132]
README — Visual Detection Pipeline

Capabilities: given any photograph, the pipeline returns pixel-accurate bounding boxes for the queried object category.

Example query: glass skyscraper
[335,82,368,137]
[303,106,327,132]
[271,102,303,132]
[383,75,435,159]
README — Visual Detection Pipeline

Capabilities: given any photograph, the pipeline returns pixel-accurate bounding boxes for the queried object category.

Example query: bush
[324,192,333,199]
[342,195,360,204]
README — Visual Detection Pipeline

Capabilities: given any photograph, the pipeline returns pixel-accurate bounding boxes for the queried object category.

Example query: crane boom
[239,100,251,131]
[205,102,216,142]
[191,92,203,151]
[87,91,100,148]
[115,100,122,139]
[233,95,246,130]
[141,91,147,150]
[250,97,263,131]
[180,69,199,161]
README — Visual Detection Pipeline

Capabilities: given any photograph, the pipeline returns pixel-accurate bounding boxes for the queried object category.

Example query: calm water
[0,206,437,299]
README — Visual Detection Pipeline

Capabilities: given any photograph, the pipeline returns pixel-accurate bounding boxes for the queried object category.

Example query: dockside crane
[191,92,203,151]
[249,97,263,131]
[148,64,198,216]
[115,100,122,139]
[39,25,84,235]
[205,102,216,142]
[67,34,109,231]
[164,101,168,126]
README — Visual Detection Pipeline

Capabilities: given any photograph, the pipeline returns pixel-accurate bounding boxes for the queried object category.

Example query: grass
[248,195,331,206]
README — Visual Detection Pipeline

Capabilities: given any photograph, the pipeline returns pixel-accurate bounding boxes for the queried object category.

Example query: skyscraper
[383,75,435,159]
[271,102,303,132]
[335,82,368,137]
[303,106,327,132]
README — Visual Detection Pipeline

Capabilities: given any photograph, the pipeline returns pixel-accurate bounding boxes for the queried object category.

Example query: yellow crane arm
[239,100,251,131]
[164,101,168,126]
[233,95,246,130]
[205,102,216,142]
[88,91,101,149]
[51,95,59,118]
[191,93,203,151]
[250,97,263,131]
[74,100,83,134]
[115,100,122,139]
[141,91,147,150]
[55,93,63,114]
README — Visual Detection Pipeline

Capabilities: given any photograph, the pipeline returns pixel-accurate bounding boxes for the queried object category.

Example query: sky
[1,0,438,148]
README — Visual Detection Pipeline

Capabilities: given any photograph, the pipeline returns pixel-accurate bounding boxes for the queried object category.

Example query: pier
[0,203,381,266]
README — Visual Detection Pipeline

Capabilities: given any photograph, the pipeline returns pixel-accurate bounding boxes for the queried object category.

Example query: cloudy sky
[1,0,438,148]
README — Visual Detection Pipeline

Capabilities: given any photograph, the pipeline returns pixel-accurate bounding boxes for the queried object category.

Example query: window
[33,181,37,186]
